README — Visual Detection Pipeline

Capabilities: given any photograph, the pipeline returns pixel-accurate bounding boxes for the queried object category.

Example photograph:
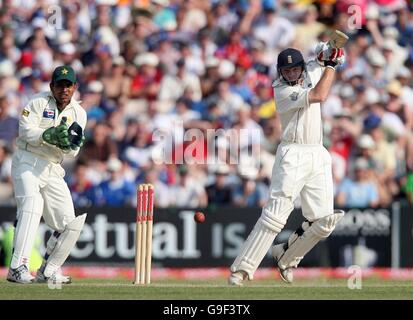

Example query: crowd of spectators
[0,0,413,209]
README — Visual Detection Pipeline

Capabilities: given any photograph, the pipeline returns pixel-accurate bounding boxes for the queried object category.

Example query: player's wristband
[324,60,337,70]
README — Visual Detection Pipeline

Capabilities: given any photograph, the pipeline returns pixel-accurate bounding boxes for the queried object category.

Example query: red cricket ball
[194,212,205,223]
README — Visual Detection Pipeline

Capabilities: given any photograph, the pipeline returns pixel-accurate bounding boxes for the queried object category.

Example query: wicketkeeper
[229,43,346,285]
[7,66,87,284]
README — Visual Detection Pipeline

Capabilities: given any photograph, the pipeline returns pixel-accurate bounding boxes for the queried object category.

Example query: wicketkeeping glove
[42,117,70,150]
[42,127,58,146]
[56,117,71,151]
[68,121,85,150]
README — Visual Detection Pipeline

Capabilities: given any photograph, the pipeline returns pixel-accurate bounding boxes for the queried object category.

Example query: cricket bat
[328,30,349,48]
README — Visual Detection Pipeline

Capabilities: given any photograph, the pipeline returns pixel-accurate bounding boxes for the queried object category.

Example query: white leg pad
[43,213,87,277]
[11,195,44,269]
[231,197,291,280]
[277,210,345,269]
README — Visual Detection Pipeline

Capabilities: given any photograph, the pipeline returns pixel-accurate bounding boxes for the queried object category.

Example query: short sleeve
[337,178,351,195]
[368,183,379,203]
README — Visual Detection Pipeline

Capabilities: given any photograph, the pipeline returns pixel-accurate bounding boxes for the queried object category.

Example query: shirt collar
[47,91,74,111]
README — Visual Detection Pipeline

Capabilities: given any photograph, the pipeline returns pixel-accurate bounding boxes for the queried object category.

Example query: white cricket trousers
[269,142,334,222]
[10,149,75,269]
[230,142,335,279]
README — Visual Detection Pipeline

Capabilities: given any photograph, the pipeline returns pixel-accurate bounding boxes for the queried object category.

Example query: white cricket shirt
[273,60,324,145]
[16,91,87,163]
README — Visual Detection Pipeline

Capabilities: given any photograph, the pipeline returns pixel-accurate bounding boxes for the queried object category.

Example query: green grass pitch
[1,278,413,300]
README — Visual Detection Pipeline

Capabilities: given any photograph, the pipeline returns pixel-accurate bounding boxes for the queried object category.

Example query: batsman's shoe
[228,271,247,286]
[7,265,35,284]
[35,268,72,284]
[272,244,294,284]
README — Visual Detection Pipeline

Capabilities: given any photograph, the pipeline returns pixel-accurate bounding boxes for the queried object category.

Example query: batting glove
[316,42,346,68]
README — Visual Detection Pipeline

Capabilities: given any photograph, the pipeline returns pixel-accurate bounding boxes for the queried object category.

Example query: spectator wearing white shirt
[385,80,413,132]
[395,67,413,116]
[382,38,409,82]
[175,97,200,124]
[216,80,244,121]
[158,58,202,108]
[253,6,295,52]
[234,103,263,150]
[365,48,388,91]
[142,168,170,208]
[0,29,21,64]
[179,41,205,77]
[192,29,217,68]
[293,5,326,56]
[170,165,208,208]
[213,0,239,34]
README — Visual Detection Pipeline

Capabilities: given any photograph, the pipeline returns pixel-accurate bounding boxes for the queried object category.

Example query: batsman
[7,66,87,284]
[229,33,347,285]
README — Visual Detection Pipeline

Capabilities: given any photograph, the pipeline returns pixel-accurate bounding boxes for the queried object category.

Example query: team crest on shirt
[22,109,30,117]
[289,92,299,101]
[42,109,55,119]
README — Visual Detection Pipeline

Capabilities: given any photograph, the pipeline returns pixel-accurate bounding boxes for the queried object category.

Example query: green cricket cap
[51,65,76,84]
